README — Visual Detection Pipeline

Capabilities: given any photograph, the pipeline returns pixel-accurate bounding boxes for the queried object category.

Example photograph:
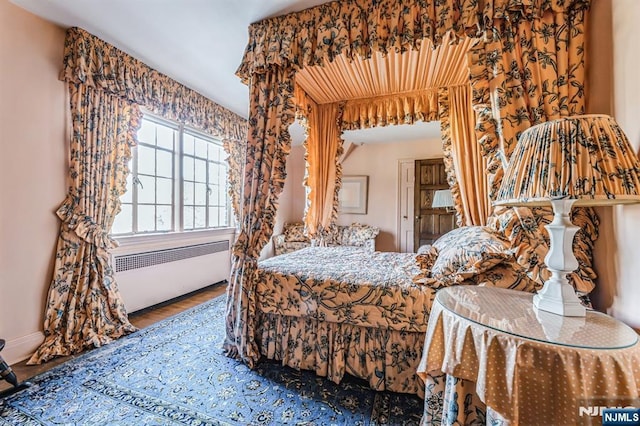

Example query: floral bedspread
[256,247,436,332]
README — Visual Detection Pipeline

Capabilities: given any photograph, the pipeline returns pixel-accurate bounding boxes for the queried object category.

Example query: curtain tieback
[56,196,117,250]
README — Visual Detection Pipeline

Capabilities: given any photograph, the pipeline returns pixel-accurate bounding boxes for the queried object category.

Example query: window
[182,131,229,230]
[111,114,230,236]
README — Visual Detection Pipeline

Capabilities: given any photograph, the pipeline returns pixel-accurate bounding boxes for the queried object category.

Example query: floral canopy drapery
[31,27,247,363]
[225,0,594,369]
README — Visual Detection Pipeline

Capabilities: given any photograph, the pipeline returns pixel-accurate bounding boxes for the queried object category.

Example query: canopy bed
[224,2,603,419]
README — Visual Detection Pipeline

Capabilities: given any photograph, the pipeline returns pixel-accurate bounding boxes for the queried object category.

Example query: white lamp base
[534,199,586,317]
[533,279,586,317]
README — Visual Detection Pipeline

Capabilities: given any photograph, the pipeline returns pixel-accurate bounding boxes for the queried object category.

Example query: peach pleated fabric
[303,101,344,238]
[439,85,491,226]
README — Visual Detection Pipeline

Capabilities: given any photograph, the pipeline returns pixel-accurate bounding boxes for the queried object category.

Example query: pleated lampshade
[432,189,454,209]
[495,114,640,207]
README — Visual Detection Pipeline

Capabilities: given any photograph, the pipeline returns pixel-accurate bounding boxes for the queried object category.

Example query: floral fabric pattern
[467,4,589,199]
[63,27,247,142]
[468,263,540,293]
[236,0,589,80]
[256,312,428,396]
[62,28,249,228]
[222,138,247,225]
[332,223,380,247]
[255,247,437,395]
[340,90,439,131]
[34,27,249,362]
[225,67,297,366]
[274,223,379,256]
[421,373,490,426]
[283,223,309,242]
[427,226,514,287]
[488,205,599,293]
[257,247,433,331]
[29,83,140,364]
[273,237,310,256]
[496,115,640,204]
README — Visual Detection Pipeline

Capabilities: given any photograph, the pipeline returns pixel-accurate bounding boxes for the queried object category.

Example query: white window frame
[181,126,232,231]
[112,111,234,240]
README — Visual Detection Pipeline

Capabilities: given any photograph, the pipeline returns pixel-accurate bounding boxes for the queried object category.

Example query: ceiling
[11,0,443,144]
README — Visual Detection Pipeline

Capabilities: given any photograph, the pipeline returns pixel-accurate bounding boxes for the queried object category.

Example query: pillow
[413,245,439,285]
[487,206,599,294]
[429,226,514,287]
[283,223,309,242]
[339,223,380,246]
[467,262,540,293]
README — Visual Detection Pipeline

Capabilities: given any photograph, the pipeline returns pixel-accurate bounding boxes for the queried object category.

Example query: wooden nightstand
[417,286,640,425]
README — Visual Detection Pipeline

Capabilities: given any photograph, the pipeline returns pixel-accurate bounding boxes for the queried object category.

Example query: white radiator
[114,233,233,312]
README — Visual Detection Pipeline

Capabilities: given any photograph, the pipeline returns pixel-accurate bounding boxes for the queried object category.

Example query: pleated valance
[236,0,590,81]
[340,89,439,131]
[62,27,247,142]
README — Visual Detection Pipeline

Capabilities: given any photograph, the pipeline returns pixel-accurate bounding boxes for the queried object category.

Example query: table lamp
[432,189,454,212]
[494,114,640,317]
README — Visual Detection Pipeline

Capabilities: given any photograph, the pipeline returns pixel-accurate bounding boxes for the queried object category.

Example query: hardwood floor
[0,282,227,393]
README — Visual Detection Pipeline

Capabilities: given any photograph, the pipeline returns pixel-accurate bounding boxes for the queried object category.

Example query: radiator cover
[114,240,229,272]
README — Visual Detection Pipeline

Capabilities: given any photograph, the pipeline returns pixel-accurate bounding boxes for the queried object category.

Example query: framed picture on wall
[339,175,369,214]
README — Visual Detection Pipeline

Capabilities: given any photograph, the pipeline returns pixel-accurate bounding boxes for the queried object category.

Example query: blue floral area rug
[0,295,423,425]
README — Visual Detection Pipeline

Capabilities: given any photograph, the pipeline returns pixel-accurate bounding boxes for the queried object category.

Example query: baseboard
[3,332,44,366]
[128,280,227,317]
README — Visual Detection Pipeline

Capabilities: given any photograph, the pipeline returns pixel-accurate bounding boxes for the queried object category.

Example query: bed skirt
[255,310,426,397]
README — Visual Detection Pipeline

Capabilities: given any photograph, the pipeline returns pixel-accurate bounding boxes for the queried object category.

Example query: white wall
[608,0,640,328]
[0,2,68,363]
[261,144,306,259]
[338,138,443,252]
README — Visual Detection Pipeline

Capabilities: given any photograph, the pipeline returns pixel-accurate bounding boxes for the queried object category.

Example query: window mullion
[177,124,184,232]
[132,144,139,233]
[205,159,210,228]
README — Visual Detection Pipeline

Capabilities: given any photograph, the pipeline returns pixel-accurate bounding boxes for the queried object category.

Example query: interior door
[398,160,415,253]
[414,158,456,249]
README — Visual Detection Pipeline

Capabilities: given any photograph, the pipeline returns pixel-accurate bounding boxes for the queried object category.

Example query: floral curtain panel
[222,138,247,224]
[467,4,589,198]
[29,83,141,363]
[224,67,296,365]
[63,27,248,224]
[33,27,249,362]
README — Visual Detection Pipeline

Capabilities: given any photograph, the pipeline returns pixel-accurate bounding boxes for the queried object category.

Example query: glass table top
[436,286,639,349]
